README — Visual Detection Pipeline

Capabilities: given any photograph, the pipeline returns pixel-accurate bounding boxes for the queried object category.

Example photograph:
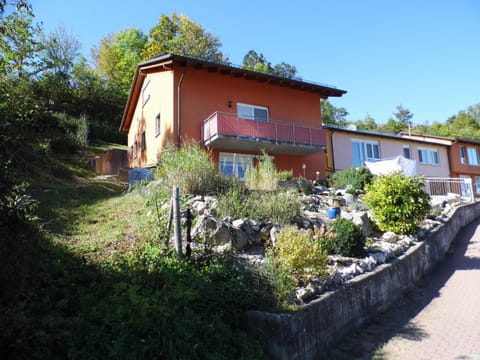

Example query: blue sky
[33,0,479,125]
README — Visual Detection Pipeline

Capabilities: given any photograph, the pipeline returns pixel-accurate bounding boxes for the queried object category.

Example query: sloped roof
[120,54,347,133]
[324,124,451,147]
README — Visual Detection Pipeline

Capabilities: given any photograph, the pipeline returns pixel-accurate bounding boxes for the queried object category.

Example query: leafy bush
[268,227,328,283]
[329,166,373,191]
[329,218,366,257]
[308,225,336,254]
[277,169,293,181]
[48,112,89,153]
[297,177,313,195]
[216,182,250,219]
[363,173,431,234]
[245,151,278,191]
[156,141,218,195]
[249,189,301,224]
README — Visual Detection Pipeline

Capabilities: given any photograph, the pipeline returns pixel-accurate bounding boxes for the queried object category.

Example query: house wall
[331,132,450,177]
[449,142,480,195]
[128,71,175,168]
[128,62,327,178]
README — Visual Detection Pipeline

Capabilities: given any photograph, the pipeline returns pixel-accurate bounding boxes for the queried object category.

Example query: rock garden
[144,144,466,308]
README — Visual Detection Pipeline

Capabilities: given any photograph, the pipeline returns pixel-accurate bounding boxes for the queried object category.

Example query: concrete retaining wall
[246,202,480,359]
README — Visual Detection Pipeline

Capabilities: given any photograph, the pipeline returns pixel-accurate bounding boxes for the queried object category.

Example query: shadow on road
[325,219,480,359]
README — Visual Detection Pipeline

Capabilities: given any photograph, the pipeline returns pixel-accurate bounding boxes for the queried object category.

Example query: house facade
[119,54,346,180]
[401,133,480,196]
[324,125,451,178]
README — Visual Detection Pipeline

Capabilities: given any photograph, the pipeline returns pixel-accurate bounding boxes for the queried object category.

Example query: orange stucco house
[119,54,346,180]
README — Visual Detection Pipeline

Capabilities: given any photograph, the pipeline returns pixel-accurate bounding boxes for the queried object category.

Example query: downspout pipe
[177,62,187,148]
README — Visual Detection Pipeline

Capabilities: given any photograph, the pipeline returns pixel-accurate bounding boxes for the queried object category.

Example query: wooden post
[173,186,182,260]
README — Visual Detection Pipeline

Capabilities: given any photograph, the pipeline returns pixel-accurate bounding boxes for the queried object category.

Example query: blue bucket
[327,207,341,219]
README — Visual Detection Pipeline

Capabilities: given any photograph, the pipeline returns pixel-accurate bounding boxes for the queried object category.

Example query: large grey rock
[232,228,249,250]
[191,214,234,246]
[341,210,373,237]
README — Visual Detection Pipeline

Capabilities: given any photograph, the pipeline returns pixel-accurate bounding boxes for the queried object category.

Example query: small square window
[141,131,146,151]
[155,113,161,136]
[133,140,138,159]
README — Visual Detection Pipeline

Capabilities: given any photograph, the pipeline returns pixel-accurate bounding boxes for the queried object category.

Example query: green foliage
[48,112,89,152]
[267,227,328,283]
[156,141,218,195]
[297,177,313,195]
[92,28,148,96]
[321,100,349,126]
[143,13,227,63]
[329,218,366,257]
[277,169,293,181]
[363,173,431,235]
[216,181,249,218]
[242,49,299,79]
[217,185,301,225]
[245,151,278,191]
[329,166,373,191]
[2,178,274,359]
[308,225,337,255]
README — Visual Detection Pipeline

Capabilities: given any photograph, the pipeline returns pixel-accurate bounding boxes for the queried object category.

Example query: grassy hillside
[1,146,272,359]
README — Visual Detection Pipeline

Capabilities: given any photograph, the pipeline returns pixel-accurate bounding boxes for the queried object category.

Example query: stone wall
[246,201,480,360]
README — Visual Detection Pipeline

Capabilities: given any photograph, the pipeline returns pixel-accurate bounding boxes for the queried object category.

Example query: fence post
[173,186,182,261]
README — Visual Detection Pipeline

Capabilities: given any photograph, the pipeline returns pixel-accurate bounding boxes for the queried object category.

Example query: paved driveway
[327,219,480,360]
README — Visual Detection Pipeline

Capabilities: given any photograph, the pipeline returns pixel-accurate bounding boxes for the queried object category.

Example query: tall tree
[393,104,413,130]
[0,10,42,76]
[354,113,377,130]
[321,100,348,126]
[40,25,81,80]
[92,28,147,96]
[143,13,226,63]
[0,0,30,15]
[242,49,270,73]
[272,62,300,79]
[241,49,299,79]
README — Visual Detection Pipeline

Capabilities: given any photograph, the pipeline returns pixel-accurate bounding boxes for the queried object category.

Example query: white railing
[424,177,474,202]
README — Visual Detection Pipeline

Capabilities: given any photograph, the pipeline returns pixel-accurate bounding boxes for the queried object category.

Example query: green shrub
[217,182,250,219]
[249,189,301,224]
[245,151,278,191]
[297,177,313,195]
[268,227,328,283]
[363,173,431,234]
[329,218,366,257]
[329,166,373,191]
[308,225,336,254]
[156,141,217,195]
[277,169,293,181]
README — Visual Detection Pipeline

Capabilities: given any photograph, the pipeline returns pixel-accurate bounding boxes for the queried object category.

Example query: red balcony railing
[202,112,326,148]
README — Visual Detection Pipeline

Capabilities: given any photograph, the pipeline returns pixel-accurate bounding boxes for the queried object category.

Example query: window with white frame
[459,146,466,164]
[237,103,269,121]
[351,140,380,167]
[219,152,254,180]
[403,145,411,159]
[417,148,439,165]
[467,147,479,165]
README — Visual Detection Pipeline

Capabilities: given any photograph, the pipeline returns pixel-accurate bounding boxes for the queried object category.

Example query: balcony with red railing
[201,112,327,155]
